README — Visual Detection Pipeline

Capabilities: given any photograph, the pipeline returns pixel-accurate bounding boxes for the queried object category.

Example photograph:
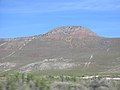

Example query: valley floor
[0,71,120,90]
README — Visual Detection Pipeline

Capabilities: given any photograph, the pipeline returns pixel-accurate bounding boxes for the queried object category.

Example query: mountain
[42,26,98,40]
[0,26,120,74]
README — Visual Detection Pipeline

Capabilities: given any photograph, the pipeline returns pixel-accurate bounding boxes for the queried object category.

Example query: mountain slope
[0,26,120,74]
[43,26,98,40]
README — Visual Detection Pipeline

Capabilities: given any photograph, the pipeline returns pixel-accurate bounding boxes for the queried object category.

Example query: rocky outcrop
[43,26,98,41]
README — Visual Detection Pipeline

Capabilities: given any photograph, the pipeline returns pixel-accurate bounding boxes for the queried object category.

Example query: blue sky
[0,0,120,38]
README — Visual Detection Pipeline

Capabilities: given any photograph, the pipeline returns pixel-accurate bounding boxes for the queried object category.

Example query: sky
[0,0,120,38]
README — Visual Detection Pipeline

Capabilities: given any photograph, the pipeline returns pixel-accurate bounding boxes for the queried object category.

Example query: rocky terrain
[0,26,120,74]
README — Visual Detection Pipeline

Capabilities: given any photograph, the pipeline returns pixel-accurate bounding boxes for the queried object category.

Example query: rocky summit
[43,26,98,40]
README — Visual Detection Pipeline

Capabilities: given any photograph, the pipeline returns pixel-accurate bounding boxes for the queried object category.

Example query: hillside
[0,26,120,74]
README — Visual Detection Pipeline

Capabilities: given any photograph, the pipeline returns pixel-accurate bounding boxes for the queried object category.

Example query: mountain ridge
[42,26,99,41]
[0,26,120,74]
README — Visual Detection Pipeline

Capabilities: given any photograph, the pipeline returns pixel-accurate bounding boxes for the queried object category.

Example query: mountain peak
[43,26,98,40]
